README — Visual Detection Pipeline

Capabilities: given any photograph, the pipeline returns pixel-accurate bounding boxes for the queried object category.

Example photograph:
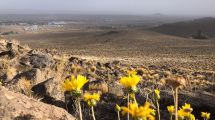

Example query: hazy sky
[0,0,215,16]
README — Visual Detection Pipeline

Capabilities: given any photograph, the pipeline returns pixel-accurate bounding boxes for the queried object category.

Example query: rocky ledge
[0,86,75,120]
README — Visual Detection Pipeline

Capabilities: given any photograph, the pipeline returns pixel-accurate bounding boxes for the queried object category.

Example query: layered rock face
[0,86,75,120]
[0,39,214,120]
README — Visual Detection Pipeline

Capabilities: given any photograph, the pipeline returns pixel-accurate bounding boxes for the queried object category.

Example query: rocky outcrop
[0,86,75,120]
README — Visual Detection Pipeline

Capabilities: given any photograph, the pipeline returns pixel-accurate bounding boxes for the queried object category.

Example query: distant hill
[150,17,215,38]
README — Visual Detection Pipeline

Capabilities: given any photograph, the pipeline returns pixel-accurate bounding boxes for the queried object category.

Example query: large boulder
[29,52,54,69]
[0,40,30,59]
[0,39,7,52]
[31,78,65,107]
[0,86,75,120]
[12,68,43,84]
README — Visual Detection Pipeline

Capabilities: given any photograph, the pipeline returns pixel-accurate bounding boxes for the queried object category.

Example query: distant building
[19,23,29,26]
[24,25,39,31]
[48,21,66,27]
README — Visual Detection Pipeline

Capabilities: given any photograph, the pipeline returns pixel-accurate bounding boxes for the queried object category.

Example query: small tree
[192,30,208,39]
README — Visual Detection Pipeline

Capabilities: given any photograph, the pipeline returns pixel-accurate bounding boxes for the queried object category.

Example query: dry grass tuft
[17,77,32,96]
[6,67,17,80]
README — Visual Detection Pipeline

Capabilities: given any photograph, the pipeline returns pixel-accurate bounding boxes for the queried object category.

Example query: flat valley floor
[6,27,215,72]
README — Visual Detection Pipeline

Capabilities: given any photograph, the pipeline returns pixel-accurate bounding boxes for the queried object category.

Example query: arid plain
[7,24,215,72]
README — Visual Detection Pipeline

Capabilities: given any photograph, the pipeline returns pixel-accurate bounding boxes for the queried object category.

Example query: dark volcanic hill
[150,17,215,38]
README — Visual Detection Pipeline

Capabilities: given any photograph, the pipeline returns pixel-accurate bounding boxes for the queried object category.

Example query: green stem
[77,100,83,120]
[91,106,96,120]
[172,88,176,106]
[170,115,173,120]
[127,93,130,120]
[117,111,121,120]
[156,99,161,120]
[174,87,178,120]
[134,94,137,104]
[146,93,149,101]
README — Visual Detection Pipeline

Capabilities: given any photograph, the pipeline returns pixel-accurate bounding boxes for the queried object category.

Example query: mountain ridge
[150,17,215,38]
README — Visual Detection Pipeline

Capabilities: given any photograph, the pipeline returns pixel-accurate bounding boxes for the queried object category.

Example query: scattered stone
[136,69,144,76]
[96,62,102,68]
[31,78,64,101]
[29,53,54,69]
[13,68,43,84]
[104,62,112,69]
[112,60,120,65]
[87,80,108,94]
[108,82,124,97]
[68,56,79,63]
[0,50,16,58]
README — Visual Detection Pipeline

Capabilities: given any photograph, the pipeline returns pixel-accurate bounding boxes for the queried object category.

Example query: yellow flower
[201,112,211,120]
[121,102,155,120]
[83,92,100,102]
[178,103,194,119]
[83,92,100,106]
[167,105,175,114]
[178,109,187,119]
[115,104,121,112]
[182,103,193,113]
[62,75,88,92]
[154,89,160,99]
[119,71,141,92]
[188,114,195,120]
[127,70,137,76]
[129,93,136,100]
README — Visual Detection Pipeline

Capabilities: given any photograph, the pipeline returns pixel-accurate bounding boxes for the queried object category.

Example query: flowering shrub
[121,102,156,120]
[62,75,89,120]
[60,71,211,120]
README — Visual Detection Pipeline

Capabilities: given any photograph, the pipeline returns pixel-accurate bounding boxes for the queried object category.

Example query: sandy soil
[5,27,215,72]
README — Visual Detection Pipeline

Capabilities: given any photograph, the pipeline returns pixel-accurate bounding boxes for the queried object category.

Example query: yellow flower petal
[83,92,100,102]
[154,89,160,99]
[119,71,141,90]
[115,104,121,111]
[76,75,89,91]
[61,75,88,92]
[167,105,175,114]
[121,102,155,120]
[201,112,211,120]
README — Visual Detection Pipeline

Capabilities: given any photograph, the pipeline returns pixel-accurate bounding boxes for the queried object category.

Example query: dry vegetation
[7,26,215,72]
